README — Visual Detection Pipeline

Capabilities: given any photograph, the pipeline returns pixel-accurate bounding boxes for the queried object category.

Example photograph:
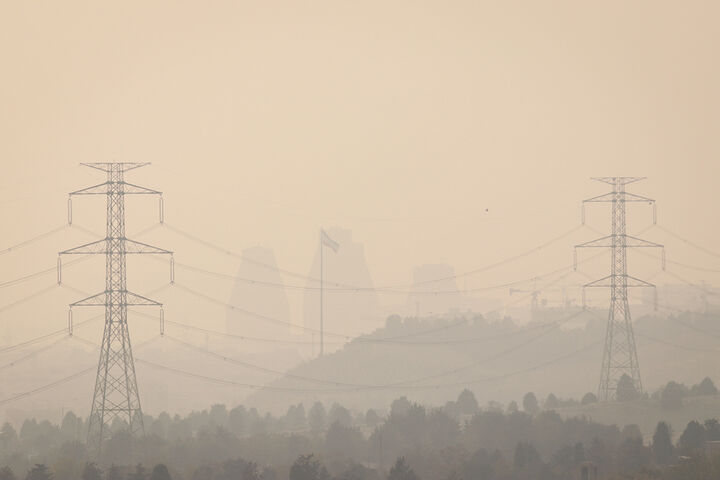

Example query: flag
[321,229,339,253]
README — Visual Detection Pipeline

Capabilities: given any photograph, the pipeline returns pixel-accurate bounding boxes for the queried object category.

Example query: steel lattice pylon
[59,163,171,457]
[575,177,664,402]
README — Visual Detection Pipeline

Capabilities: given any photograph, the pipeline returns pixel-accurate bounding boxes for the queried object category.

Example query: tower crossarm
[583,275,656,289]
[79,162,151,173]
[590,176,646,186]
[59,238,172,255]
[70,291,162,307]
[576,234,663,249]
[582,191,655,204]
[70,181,161,196]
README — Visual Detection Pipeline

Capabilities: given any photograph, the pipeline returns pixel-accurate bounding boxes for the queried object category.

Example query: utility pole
[575,177,663,402]
[59,163,171,457]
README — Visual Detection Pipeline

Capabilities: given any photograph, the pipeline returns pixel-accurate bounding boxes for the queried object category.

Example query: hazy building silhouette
[226,246,292,342]
[302,227,380,347]
[407,264,461,316]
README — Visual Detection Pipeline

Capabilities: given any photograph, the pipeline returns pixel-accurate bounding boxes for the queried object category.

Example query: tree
[25,465,52,480]
[149,465,171,480]
[693,377,718,396]
[106,465,122,480]
[308,403,327,434]
[1,423,17,450]
[652,422,673,465]
[616,436,650,472]
[219,459,259,480]
[522,393,539,415]
[622,424,642,440]
[544,393,559,410]
[0,467,16,480]
[507,401,519,413]
[289,455,329,480]
[387,457,418,480]
[616,374,639,402]
[456,390,479,415]
[705,419,720,441]
[128,464,147,480]
[660,381,686,409]
[514,442,541,470]
[82,463,102,480]
[366,409,381,428]
[325,422,365,460]
[328,403,353,427]
[390,397,412,417]
[190,466,213,480]
[580,392,597,406]
[336,464,377,480]
[678,420,706,453]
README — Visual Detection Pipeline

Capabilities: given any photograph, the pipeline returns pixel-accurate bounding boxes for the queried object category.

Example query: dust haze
[2,2,720,479]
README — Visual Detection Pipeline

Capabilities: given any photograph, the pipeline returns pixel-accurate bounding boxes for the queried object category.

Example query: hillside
[244,309,720,414]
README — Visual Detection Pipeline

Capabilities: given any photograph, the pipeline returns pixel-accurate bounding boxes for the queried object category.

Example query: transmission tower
[59,163,171,456]
[574,177,663,402]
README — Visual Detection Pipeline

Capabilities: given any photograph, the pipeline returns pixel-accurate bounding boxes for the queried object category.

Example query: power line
[172,265,579,342]
[635,332,720,353]
[0,255,92,289]
[373,308,586,388]
[655,224,720,261]
[163,335,372,388]
[162,222,590,290]
[0,284,59,314]
[0,313,103,354]
[167,256,586,295]
[0,335,161,408]
[0,366,96,407]
[430,340,602,389]
[133,336,602,394]
[0,224,69,256]
[0,336,69,371]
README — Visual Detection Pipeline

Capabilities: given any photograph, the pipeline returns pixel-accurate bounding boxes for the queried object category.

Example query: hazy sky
[2,1,720,342]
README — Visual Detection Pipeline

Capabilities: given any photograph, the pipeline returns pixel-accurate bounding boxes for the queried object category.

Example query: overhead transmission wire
[170,263,584,342]
[0,255,93,289]
[369,307,588,389]
[654,224,720,261]
[150,264,573,346]
[0,224,69,256]
[424,340,603,389]
[584,307,720,354]
[0,222,153,290]
[164,256,582,295]
[0,336,70,371]
[0,312,104,355]
[135,255,593,349]
[0,335,161,407]
[161,222,589,290]
[159,308,587,391]
[0,366,97,407]
[162,335,373,388]
[133,325,602,394]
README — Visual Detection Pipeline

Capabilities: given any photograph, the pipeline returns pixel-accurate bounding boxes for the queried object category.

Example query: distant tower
[575,177,663,402]
[59,163,171,456]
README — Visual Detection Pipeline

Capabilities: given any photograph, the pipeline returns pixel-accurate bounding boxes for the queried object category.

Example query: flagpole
[319,229,324,357]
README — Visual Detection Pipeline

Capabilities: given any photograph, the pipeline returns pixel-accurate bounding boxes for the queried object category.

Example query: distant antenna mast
[575,177,663,402]
[59,163,172,457]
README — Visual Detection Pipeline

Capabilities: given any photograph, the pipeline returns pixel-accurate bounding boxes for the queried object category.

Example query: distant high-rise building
[406,264,502,318]
[226,246,292,343]
[407,264,460,316]
[303,227,381,346]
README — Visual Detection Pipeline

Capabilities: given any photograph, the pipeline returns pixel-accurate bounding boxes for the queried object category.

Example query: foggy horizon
[2,2,720,480]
